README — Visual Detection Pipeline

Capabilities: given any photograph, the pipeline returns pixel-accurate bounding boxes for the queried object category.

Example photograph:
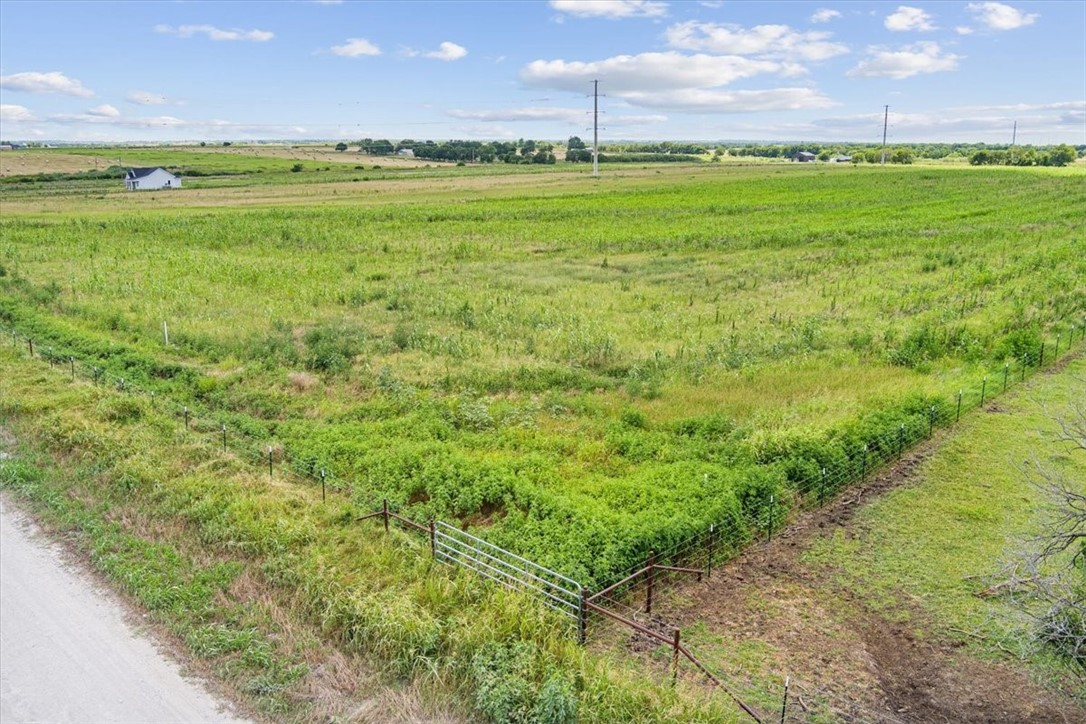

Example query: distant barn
[124,167,181,191]
[793,151,817,162]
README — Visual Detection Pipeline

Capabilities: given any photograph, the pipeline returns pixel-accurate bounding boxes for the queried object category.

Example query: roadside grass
[804,355,1086,694]
[0,347,742,722]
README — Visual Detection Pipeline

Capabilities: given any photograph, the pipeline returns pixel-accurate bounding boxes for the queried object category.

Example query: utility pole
[880,105,889,165]
[1010,120,1017,164]
[592,79,600,178]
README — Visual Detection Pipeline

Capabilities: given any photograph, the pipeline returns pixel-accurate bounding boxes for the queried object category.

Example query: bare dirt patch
[642,428,1084,722]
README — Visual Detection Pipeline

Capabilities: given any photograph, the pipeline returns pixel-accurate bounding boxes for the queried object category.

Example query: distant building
[793,151,817,162]
[124,167,181,191]
[831,154,853,163]
[0,145,12,151]
[396,148,415,157]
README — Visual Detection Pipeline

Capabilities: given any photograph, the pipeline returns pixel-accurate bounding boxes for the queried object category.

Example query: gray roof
[126,167,175,179]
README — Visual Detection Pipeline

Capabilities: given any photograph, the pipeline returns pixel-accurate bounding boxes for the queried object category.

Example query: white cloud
[329,38,382,57]
[665,21,849,61]
[521,52,803,94]
[520,51,837,115]
[549,1,668,19]
[154,24,274,42]
[126,90,171,106]
[847,42,960,79]
[885,6,935,32]
[0,71,94,97]
[700,1,724,8]
[951,100,1085,113]
[87,104,120,118]
[449,107,587,122]
[810,8,842,23]
[616,87,836,113]
[955,26,975,35]
[966,2,1038,31]
[447,106,666,125]
[44,109,308,137]
[312,0,343,4]
[0,104,35,122]
[424,41,468,61]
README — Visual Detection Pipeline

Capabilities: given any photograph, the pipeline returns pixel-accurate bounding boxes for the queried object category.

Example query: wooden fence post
[646,551,656,614]
[383,499,389,533]
[671,629,681,686]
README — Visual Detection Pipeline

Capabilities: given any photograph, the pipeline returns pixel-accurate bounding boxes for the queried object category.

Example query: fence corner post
[646,551,656,614]
[383,498,389,533]
[578,588,588,645]
[429,519,436,558]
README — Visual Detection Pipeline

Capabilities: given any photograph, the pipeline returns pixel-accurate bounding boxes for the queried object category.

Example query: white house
[124,167,181,191]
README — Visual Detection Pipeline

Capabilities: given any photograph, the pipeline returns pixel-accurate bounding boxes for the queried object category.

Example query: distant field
[1,163,1083,588]
[0,144,446,179]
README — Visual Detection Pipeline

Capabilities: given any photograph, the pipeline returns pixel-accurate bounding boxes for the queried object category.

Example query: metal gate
[433,521,583,621]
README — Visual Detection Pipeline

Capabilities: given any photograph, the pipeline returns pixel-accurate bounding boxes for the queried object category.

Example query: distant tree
[335,142,348,152]
[890,149,914,164]
[1047,144,1077,167]
[222,141,232,147]
[567,136,586,150]
[291,163,303,172]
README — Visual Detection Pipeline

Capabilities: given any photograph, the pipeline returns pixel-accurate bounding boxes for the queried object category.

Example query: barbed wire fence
[1,317,1083,722]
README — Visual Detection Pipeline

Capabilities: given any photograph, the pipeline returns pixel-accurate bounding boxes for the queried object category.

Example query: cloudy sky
[1,0,1082,144]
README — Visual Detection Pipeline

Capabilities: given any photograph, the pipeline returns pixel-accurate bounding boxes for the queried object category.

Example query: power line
[592,79,600,178]
[881,105,889,165]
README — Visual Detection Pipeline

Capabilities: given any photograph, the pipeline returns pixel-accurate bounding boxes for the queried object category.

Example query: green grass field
[2,154,1084,720]
[2,161,1084,589]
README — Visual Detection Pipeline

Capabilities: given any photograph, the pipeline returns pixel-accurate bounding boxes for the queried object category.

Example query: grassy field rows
[2,154,1084,720]
[2,163,1084,589]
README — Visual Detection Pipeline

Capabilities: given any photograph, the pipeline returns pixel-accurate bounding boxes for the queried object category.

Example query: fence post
[956,390,962,422]
[27,338,33,357]
[819,467,827,506]
[93,367,100,386]
[578,589,588,645]
[980,376,987,406]
[706,524,715,578]
[928,406,935,437]
[267,447,273,480]
[221,424,227,452]
[383,499,389,533]
[780,675,790,724]
[317,468,326,501]
[70,357,75,381]
[1039,341,1045,366]
[671,629,681,687]
[898,423,905,457]
[767,495,775,544]
[1021,356,1027,381]
[184,406,190,430]
[430,519,437,558]
[861,445,868,482]
[1003,363,1009,393]
[646,551,656,614]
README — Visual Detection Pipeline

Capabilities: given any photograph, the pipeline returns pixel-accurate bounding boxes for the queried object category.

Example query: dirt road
[0,493,247,723]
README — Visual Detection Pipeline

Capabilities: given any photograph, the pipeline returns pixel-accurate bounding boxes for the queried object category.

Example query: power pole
[1010,120,1017,164]
[592,79,600,178]
[880,105,889,165]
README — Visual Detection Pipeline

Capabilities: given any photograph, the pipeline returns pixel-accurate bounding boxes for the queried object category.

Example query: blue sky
[1,0,1082,144]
